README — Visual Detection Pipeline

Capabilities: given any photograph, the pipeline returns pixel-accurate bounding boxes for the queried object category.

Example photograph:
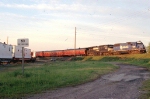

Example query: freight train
[36,41,146,57]
[0,42,36,64]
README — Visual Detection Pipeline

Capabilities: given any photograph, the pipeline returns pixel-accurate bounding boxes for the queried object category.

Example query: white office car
[0,42,13,63]
[13,46,32,62]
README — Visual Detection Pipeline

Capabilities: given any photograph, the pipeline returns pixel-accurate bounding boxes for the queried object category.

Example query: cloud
[0,1,149,22]
[0,2,70,11]
[0,1,115,14]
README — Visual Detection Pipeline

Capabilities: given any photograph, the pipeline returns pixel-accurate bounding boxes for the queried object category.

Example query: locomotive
[87,45,114,56]
[0,42,36,64]
[36,41,146,57]
[113,41,146,55]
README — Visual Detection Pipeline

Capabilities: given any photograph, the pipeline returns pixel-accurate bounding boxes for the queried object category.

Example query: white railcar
[13,45,22,59]
[0,42,13,63]
[13,46,32,62]
[24,48,31,59]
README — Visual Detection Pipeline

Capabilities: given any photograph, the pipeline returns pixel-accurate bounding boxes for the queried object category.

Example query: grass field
[1,53,150,98]
[0,61,118,98]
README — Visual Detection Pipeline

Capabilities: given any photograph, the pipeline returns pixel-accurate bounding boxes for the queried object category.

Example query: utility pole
[22,47,24,75]
[74,27,76,56]
[7,36,8,44]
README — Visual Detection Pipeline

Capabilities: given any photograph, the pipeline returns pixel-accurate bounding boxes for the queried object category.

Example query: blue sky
[0,0,150,51]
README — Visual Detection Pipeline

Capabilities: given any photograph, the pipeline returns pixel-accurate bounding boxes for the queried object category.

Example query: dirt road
[27,64,150,99]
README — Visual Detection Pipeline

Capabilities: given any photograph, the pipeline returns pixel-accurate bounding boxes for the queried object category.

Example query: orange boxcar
[43,51,51,57]
[36,51,44,57]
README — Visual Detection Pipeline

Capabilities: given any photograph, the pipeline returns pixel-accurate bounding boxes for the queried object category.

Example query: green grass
[1,53,150,98]
[139,80,150,99]
[0,61,118,98]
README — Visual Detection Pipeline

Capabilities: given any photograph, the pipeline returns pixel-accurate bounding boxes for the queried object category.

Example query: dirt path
[26,64,150,99]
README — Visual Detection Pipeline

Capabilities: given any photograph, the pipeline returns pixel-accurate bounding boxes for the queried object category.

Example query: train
[36,41,146,57]
[0,42,36,64]
[1,41,145,63]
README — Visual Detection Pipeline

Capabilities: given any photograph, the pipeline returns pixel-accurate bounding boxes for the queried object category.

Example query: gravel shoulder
[26,63,150,99]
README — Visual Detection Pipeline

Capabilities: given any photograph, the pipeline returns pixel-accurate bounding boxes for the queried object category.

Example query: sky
[0,0,150,51]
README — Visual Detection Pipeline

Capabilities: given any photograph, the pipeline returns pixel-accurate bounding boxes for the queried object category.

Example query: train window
[93,47,99,50]
[137,44,144,49]
[121,46,128,49]
[132,46,136,48]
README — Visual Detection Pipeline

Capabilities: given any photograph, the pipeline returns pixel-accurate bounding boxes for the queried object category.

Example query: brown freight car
[63,48,87,56]
[55,50,64,57]
[63,49,76,56]
[75,48,87,56]
[43,51,51,57]
[36,51,44,57]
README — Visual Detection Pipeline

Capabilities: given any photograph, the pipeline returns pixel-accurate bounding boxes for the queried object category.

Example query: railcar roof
[99,44,113,46]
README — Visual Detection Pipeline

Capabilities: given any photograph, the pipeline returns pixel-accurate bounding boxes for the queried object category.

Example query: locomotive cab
[127,41,146,54]
[136,41,146,53]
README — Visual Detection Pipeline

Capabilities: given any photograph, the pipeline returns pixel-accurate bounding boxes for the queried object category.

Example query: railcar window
[137,44,144,48]
[132,46,136,48]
